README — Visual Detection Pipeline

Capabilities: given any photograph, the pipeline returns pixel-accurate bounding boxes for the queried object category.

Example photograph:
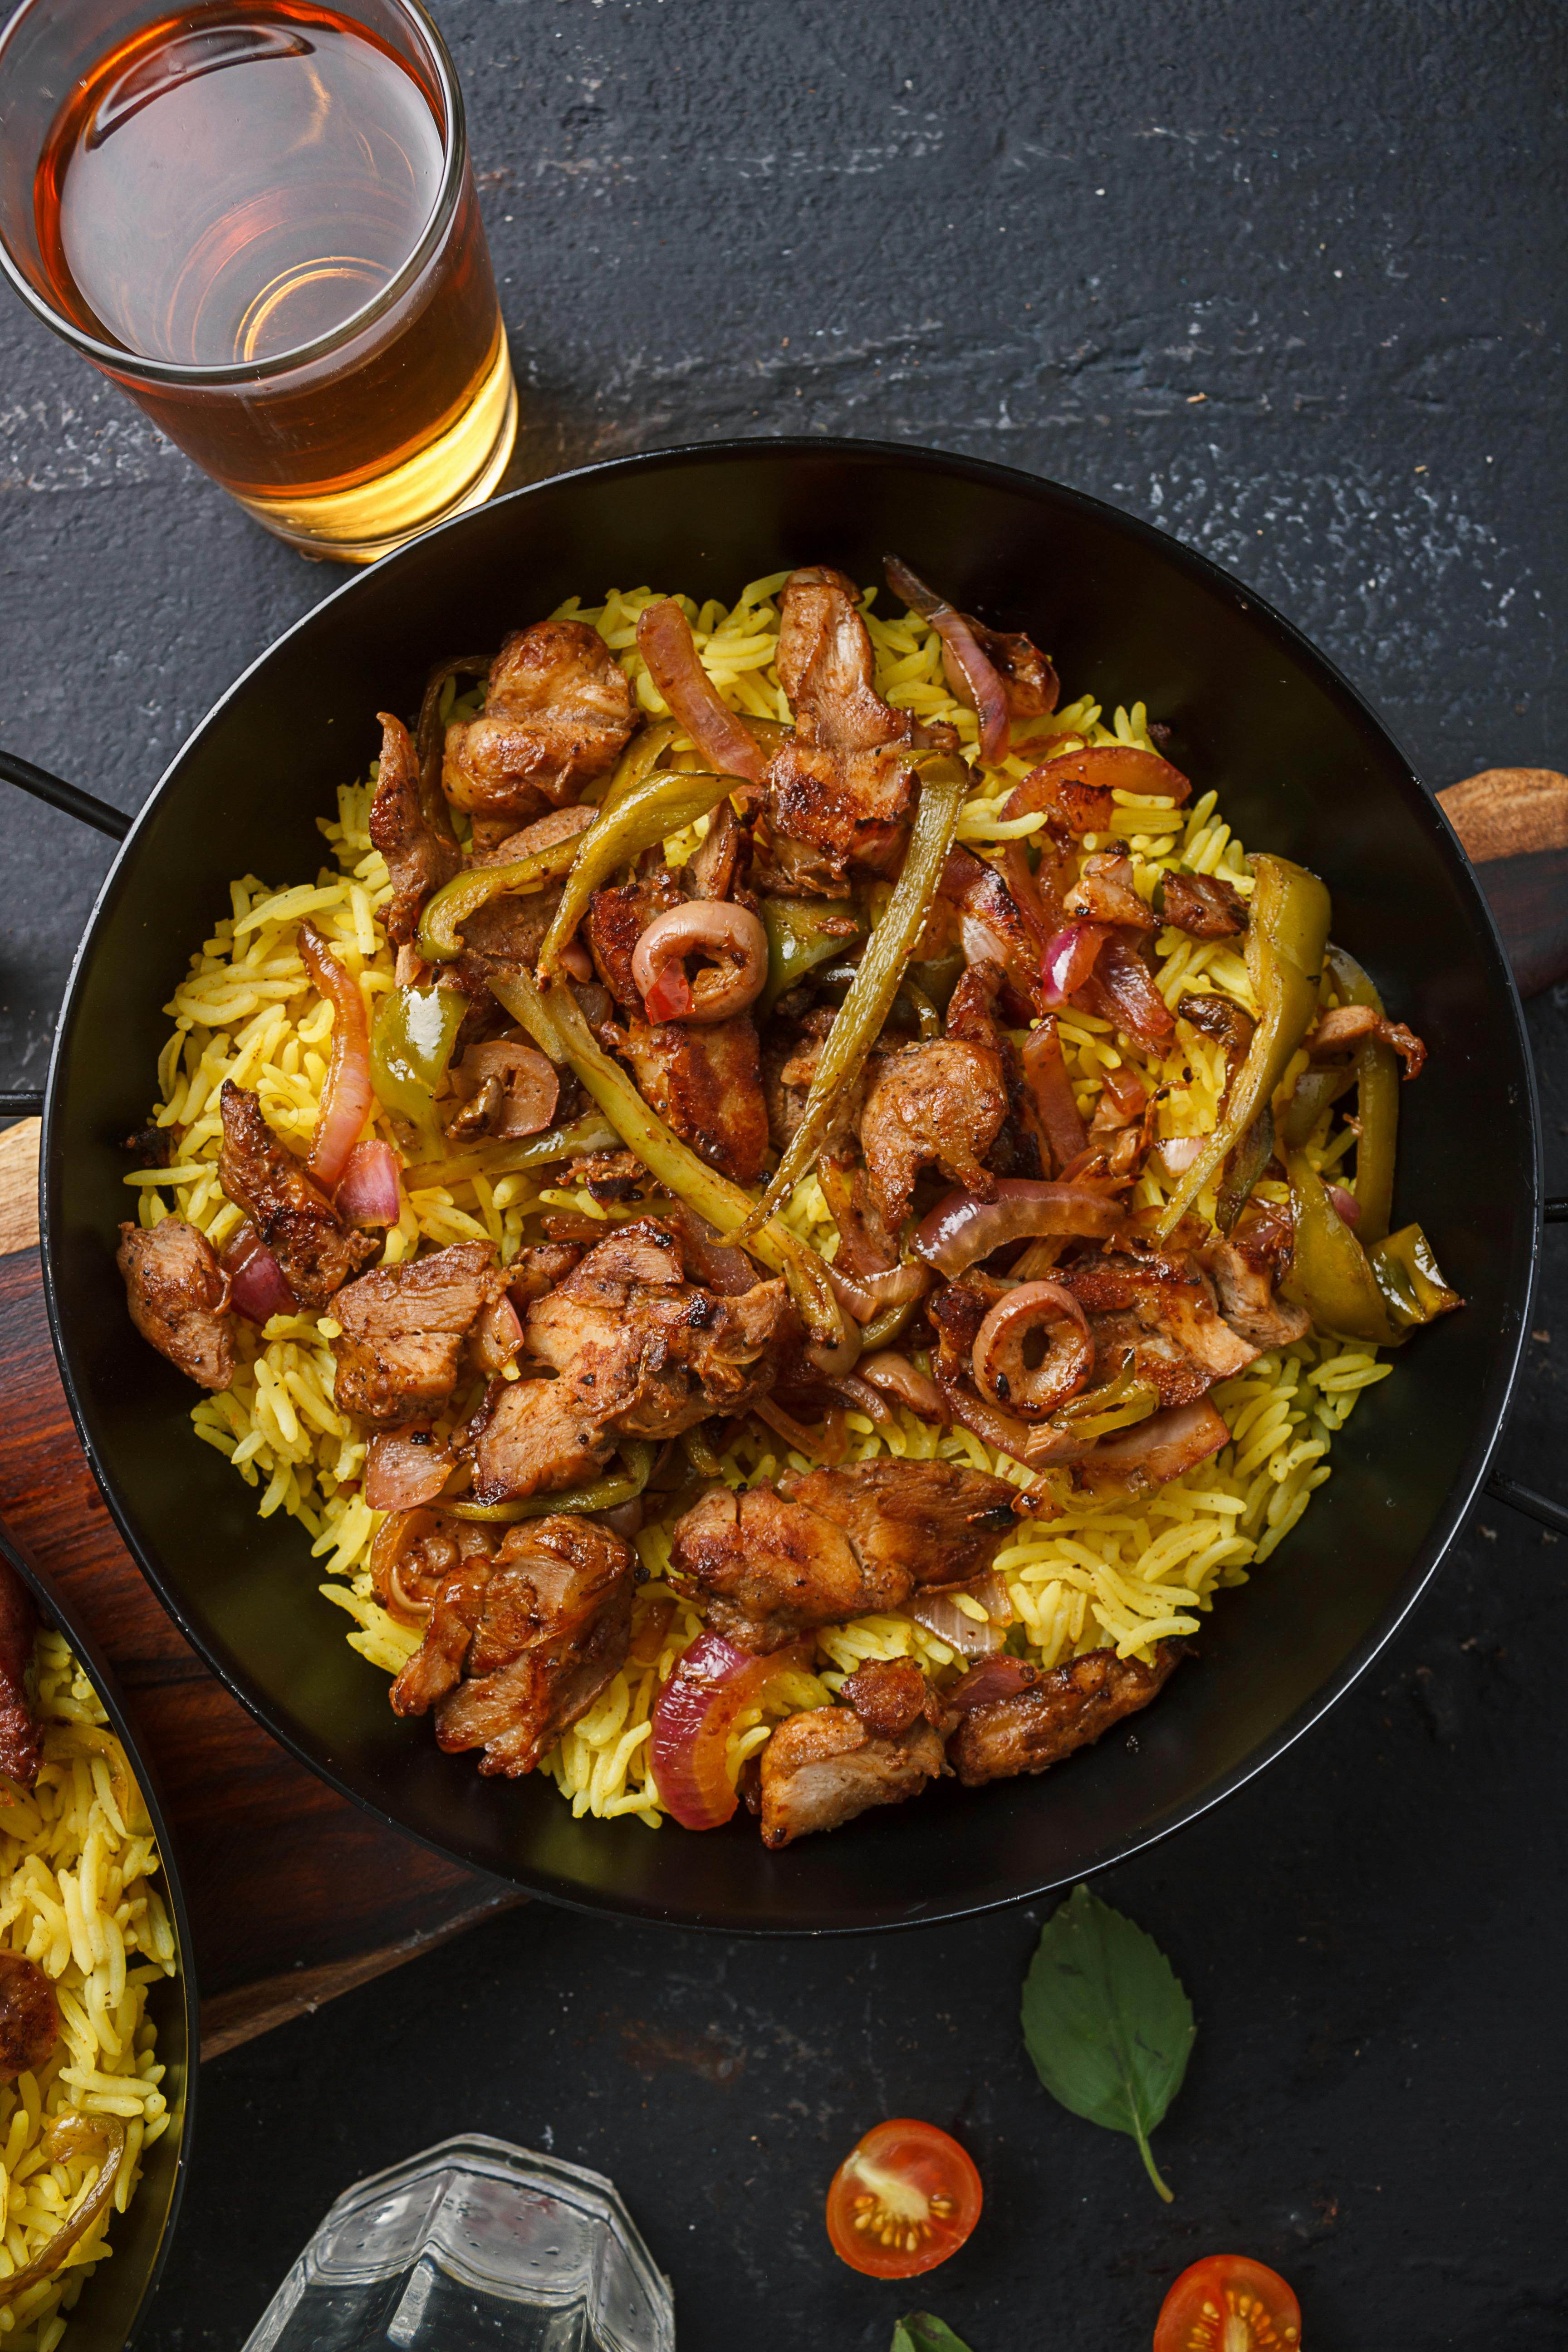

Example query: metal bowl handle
[0,751,129,1117]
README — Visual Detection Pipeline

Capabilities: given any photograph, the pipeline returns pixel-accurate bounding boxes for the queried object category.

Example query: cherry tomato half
[824,2117,982,2279]
[1155,2254,1302,2352]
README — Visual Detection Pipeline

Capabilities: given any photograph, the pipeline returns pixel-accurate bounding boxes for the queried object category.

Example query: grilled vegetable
[742,755,969,1233]
[1156,853,1332,1239]
[537,769,745,978]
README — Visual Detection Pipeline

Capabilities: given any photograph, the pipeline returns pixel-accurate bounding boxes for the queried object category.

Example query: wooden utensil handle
[1439,768,1568,996]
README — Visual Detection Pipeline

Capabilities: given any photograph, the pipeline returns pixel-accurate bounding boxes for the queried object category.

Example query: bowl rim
[0,1521,196,2341]
[34,432,1544,1931]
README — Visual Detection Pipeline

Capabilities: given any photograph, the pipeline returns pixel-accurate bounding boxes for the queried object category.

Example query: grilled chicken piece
[117,1215,235,1390]
[614,1015,769,1184]
[442,621,639,822]
[765,566,957,879]
[586,867,686,1012]
[369,710,461,948]
[859,1033,1009,1227]
[331,1241,506,1425]
[672,1460,1019,1653]
[218,1083,377,1308]
[1063,853,1157,932]
[759,1659,946,1848]
[392,1515,635,1776]
[1198,1240,1311,1350]
[946,1642,1184,1786]
[0,1561,40,1788]
[469,1221,787,1502]
[1159,870,1247,939]
[0,1952,59,2081]
[1062,1251,1261,1392]
[1308,1003,1427,1079]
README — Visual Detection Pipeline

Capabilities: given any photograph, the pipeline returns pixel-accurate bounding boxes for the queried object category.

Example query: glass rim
[0,0,468,387]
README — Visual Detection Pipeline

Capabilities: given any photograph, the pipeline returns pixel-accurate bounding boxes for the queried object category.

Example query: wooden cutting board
[0,767,1554,2059]
[0,1121,521,2060]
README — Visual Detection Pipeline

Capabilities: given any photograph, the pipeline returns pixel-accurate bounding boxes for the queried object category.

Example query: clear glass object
[240,2133,676,2352]
[0,0,517,561]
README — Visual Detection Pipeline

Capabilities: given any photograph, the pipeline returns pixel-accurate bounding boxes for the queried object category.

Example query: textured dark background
[2,1,1565,2346]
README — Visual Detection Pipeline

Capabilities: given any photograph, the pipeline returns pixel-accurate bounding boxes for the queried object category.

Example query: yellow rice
[0,1635,175,2347]
[130,574,1392,1831]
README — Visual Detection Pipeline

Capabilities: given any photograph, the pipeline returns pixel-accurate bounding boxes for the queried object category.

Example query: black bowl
[0,1524,194,2345]
[39,439,1540,1930]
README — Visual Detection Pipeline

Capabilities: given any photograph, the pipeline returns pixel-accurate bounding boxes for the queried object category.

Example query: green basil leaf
[891,2318,976,2352]
[1020,1882,1196,2201]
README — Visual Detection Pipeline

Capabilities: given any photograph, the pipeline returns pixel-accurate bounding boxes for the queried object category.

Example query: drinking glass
[240,2133,676,2352]
[0,0,518,561]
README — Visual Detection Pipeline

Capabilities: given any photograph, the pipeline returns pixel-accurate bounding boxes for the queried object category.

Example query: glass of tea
[0,0,517,561]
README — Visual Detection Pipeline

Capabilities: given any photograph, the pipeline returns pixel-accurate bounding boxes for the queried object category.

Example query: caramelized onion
[885,556,1012,763]
[1086,932,1176,1051]
[1078,1398,1230,1491]
[971,1281,1094,1419]
[335,1138,402,1227]
[938,846,1039,992]
[364,1430,455,1513]
[632,901,769,1024]
[946,1655,1040,1714]
[1041,921,1112,1007]
[635,599,769,785]
[220,1222,294,1323]
[649,1631,813,1830]
[1021,1017,1088,1170]
[907,1571,1013,1658]
[826,1259,928,1323]
[915,1178,1124,1277]
[300,921,374,1191]
[856,1350,948,1424]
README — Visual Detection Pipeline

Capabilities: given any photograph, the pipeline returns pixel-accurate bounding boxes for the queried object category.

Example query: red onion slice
[906,1571,1013,1658]
[885,557,1011,764]
[635,600,768,785]
[1041,922,1112,1008]
[220,1223,295,1324]
[299,922,374,1193]
[649,1632,813,1831]
[335,1139,402,1228]
[946,1655,1041,1714]
[363,1429,455,1513]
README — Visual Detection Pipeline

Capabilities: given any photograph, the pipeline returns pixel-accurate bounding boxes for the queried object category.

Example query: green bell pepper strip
[1324,944,1400,1247]
[738,755,970,1237]
[908,944,965,1015]
[1156,853,1332,1239]
[1281,1062,1355,1150]
[757,897,864,1018]
[399,1112,621,1193]
[1372,1223,1462,1329]
[488,972,847,1350]
[597,717,681,815]
[417,832,586,963]
[1215,1102,1276,1235]
[369,984,467,1149]
[1284,1150,1395,1342]
[447,1441,656,1524]
[1284,1153,1460,1344]
[536,768,746,980]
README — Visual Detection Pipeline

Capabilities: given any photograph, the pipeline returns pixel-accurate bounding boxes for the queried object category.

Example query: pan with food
[3,441,1552,1930]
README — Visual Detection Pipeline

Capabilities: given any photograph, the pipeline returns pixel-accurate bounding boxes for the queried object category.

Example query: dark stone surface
[0,0,1563,2344]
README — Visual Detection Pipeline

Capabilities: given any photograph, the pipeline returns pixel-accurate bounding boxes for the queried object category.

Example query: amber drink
[0,0,516,559]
